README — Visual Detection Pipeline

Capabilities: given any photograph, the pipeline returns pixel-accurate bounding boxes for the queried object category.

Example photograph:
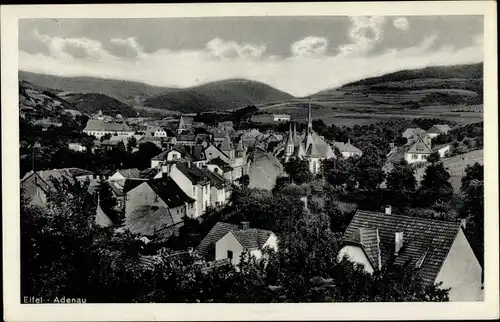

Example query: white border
[2,2,498,321]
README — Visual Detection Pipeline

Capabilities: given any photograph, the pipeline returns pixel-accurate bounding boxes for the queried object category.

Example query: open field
[415,149,484,192]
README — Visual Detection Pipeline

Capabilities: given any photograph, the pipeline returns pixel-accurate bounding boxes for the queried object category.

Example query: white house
[273,114,291,122]
[404,134,433,164]
[83,119,134,138]
[154,127,169,138]
[338,208,483,301]
[68,142,87,152]
[196,221,278,266]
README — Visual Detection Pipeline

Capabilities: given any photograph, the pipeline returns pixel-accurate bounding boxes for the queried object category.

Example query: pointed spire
[307,98,312,133]
[293,122,297,143]
[287,122,293,141]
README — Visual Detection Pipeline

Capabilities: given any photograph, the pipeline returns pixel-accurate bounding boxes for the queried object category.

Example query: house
[433,144,452,158]
[206,157,234,181]
[124,178,196,237]
[204,168,232,208]
[150,145,206,168]
[218,121,234,131]
[427,124,452,139]
[404,134,433,164]
[176,133,197,146]
[107,168,144,187]
[273,114,291,122]
[248,148,284,190]
[196,221,278,266]
[338,208,482,301]
[21,168,95,207]
[166,162,212,218]
[177,115,192,134]
[334,140,363,158]
[83,119,134,138]
[153,127,169,138]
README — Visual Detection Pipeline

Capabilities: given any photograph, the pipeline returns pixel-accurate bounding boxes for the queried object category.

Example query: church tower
[285,122,294,162]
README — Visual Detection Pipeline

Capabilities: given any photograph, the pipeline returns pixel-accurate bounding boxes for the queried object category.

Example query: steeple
[293,122,297,143]
[285,122,294,159]
[307,98,313,133]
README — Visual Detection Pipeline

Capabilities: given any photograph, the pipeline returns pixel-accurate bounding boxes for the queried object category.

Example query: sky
[18,16,483,97]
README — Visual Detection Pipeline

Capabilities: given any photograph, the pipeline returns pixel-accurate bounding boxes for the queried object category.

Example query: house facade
[83,119,134,138]
[334,140,363,158]
[273,114,291,122]
[338,208,482,301]
[427,124,452,139]
[404,134,433,164]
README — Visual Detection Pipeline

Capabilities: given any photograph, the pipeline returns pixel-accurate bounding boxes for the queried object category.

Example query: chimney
[300,196,308,210]
[347,138,351,144]
[395,232,404,256]
[385,205,392,215]
[241,221,250,230]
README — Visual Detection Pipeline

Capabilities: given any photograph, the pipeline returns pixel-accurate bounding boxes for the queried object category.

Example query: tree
[394,136,408,147]
[126,136,137,153]
[100,133,112,142]
[426,151,441,164]
[461,162,483,191]
[418,162,453,207]
[133,142,162,169]
[460,179,484,266]
[355,145,386,191]
[386,159,417,210]
[284,159,313,185]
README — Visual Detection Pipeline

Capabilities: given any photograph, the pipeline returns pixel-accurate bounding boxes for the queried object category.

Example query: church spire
[307,98,312,133]
[293,122,297,143]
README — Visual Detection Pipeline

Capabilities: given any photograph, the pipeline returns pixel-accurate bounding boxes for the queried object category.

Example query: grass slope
[143,79,295,113]
[19,80,74,119]
[18,71,172,105]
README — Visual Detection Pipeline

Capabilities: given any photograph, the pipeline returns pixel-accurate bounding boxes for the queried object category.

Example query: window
[227,250,233,260]
[412,154,418,159]
[193,187,196,196]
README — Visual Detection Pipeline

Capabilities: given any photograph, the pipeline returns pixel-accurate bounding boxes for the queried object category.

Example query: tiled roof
[117,168,142,179]
[175,162,210,185]
[83,119,132,132]
[231,229,273,250]
[177,133,196,141]
[432,143,451,152]
[204,169,227,189]
[195,222,240,257]
[95,204,114,227]
[342,210,461,285]
[139,167,161,180]
[208,157,232,172]
[248,151,284,190]
[406,135,433,154]
[148,178,195,208]
[125,204,175,236]
[334,141,362,154]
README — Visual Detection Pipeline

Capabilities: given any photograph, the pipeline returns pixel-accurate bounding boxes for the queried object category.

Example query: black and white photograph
[2,2,499,321]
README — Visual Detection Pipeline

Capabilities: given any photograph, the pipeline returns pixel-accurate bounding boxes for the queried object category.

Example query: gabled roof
[152,145,206,162]
[406,135,433,154]
[334,141,362,154]
[95,204,114,228]
[196,222,240,256]
[21,168,90,193]
[207,157,232,172]
[116,168,142,179]
[432,143,451,152]
[220,133,233,151]
[231,229,273,250]
[204,169,227,189]
[148,178,196,208]
[84,119,132,132]
[175,162,210,185]
[177,133,196,141]
[342,210,462,285]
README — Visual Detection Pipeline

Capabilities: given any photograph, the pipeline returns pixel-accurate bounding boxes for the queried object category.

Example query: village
[20,99,484,302]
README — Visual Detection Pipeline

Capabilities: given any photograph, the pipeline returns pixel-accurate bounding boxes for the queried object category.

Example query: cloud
[110,37,144,56]
[393,17,409,31]
[290,36,328,57]
[338,16,387,56]
[32,29,108,61]
[205,38,266,60]
[21,29,483,97]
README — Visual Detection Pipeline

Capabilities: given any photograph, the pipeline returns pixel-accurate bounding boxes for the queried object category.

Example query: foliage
[284,158,313,185]
[461,162,483,192]
[460,179,484,266]
[417,161,453,207]
[97,180,123,225]
[126,136,138,153]
[386,159,416,210]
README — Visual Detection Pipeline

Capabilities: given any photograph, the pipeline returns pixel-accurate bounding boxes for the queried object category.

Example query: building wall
[151,160,162,168]
[167,150,182,161]
[337,245,375,274]
[405,152,430,164]
[84,130,134,138]
[215,232,245,266]
[309,157,321,175]
[435,229,483,301]
[154,130,167,137]
[437,145,451,158]
[108,172,127,182]
[205,145,230,163]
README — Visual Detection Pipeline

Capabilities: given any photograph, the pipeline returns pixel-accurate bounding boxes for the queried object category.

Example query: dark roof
[428,124,451,134]
[195,222,240,257]
[175,162,210,185]
[204,169,227,189]
[149,178,195,208]
[139,167,161,180]
[152,145,205,162]
[122,179,148,194]
[208,157,232,172]
[232,229,273,250]
[177,133,196,141]
[342,210,461,285]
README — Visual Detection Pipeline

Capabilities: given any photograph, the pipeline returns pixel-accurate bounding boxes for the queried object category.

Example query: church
[274,102,335,175]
